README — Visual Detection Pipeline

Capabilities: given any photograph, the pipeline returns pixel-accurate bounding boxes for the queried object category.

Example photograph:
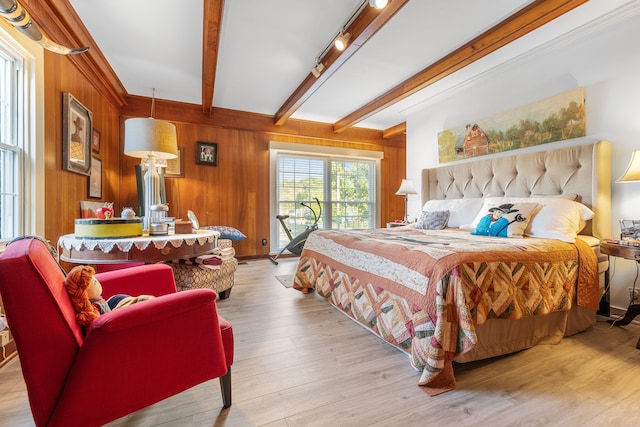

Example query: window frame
[0,24,45,248]
[269,142,382,252]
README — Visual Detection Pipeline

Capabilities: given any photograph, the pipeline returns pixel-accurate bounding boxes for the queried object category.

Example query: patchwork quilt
[293,227,599,395]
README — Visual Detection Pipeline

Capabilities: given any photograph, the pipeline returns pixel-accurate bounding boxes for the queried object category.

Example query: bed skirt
[453,304,595,363]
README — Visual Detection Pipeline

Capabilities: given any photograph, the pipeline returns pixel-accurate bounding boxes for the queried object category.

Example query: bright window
[274,152,378,250]
[0,44,20,242]
[0,27,41,247]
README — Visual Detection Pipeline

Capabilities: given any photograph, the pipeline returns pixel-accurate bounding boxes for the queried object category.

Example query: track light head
[369,0,389,9]
[311,62,325,78]
[334,32,351,51]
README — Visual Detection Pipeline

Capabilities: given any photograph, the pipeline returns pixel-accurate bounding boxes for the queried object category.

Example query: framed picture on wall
[91,128,101,154]
[165,146,184,177]
[196,142,218,166]
[88,157,102,198]
[62,92,93,176]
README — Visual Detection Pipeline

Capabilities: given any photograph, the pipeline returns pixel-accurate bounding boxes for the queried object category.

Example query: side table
[58,230,219,265]
[600,239,640,349]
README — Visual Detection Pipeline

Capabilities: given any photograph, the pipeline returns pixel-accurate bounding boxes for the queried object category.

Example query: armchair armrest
[50,289,228,425]
[96,263,177,298]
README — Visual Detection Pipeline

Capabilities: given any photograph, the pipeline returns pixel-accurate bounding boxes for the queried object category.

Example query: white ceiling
[67,0,634,131]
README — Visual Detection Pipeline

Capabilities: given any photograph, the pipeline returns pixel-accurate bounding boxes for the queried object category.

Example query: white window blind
[275,152,377,249]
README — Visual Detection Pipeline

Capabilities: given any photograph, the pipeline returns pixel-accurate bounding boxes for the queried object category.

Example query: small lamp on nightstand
[395,179,417,223]
[617,149,640,240]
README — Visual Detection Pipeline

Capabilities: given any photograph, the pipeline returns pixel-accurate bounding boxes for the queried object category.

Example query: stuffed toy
[64,265,153,325]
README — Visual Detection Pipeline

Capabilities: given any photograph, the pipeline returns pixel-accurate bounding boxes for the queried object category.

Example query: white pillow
[422,198,485,228]
[462,196,593,242]
[525,198,593,242]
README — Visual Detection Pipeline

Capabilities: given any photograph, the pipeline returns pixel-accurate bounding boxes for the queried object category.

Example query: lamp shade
[124,118,178,159]
[395,179,417,195]
[617,149,640,182]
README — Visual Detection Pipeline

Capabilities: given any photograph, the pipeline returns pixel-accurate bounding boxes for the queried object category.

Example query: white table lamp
[124,117,177,228]
[395,179,417,223]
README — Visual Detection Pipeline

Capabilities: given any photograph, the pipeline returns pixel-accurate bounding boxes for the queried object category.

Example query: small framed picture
[91,128,101,154]
[196,142,218,166]
[62,92,92,176]
[165,146,185,177]
[88,157,102,198]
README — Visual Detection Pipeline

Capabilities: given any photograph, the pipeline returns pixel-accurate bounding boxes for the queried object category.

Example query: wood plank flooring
[1,258,640,426]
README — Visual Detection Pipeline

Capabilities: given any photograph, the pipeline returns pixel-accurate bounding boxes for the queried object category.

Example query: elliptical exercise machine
[269,198,321,265]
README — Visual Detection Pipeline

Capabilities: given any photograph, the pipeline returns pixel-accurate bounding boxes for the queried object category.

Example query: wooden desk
[600,239,640,349]
[58,230,219,265]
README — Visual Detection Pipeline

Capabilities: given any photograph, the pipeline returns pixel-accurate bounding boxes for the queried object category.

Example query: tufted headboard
[421,141,611,238]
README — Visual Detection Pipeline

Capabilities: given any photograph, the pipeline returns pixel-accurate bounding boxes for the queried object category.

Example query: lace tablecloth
[58,230,220,264]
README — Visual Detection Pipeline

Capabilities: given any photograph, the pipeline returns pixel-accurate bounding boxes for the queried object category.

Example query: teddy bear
[64,265,153,325]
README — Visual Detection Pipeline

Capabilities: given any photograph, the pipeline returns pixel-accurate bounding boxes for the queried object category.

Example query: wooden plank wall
[43,56,406,260]
[43,51,122,250]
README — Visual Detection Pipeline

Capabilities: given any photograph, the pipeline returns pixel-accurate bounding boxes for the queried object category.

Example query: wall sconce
[617,149,640,182]
[334,31,351,51]
[395,179,417,223]
[0,0,89,54]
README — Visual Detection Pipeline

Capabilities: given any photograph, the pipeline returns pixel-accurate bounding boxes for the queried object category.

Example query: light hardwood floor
[1,258,640,426]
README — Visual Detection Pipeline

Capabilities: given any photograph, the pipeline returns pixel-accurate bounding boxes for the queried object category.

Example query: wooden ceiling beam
[383,122,405,139]
[122,94,405,146]
[333,0,589,133]
[273,0,409,126]
[202,0,224,114]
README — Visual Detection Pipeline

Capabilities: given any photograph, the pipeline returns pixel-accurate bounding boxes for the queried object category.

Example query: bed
[293,140,611,395]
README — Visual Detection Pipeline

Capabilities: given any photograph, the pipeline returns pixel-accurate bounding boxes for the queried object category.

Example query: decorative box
[174,220,193,234]
[74,218,143,238]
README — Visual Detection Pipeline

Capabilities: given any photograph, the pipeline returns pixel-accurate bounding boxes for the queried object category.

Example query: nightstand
[600,239,640,349]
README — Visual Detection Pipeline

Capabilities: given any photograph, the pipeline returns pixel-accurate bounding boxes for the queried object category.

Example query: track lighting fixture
[369,0,389,9]
[334,31,351,51]
[311,0,384,77]
[311,61,325,78]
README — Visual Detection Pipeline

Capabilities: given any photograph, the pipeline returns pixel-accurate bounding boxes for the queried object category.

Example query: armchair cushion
[98,263,177,299]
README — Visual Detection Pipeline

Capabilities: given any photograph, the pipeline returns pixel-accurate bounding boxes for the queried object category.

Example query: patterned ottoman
[167,239,238,299]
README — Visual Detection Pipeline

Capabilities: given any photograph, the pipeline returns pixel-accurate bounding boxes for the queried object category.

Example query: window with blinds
[275,153,377,249]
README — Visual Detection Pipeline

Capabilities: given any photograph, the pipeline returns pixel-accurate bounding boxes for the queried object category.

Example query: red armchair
[0,237,234,427]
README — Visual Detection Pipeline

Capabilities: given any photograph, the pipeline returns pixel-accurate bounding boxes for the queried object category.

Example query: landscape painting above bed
[293,141,611,396]
[437,87,586,163]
